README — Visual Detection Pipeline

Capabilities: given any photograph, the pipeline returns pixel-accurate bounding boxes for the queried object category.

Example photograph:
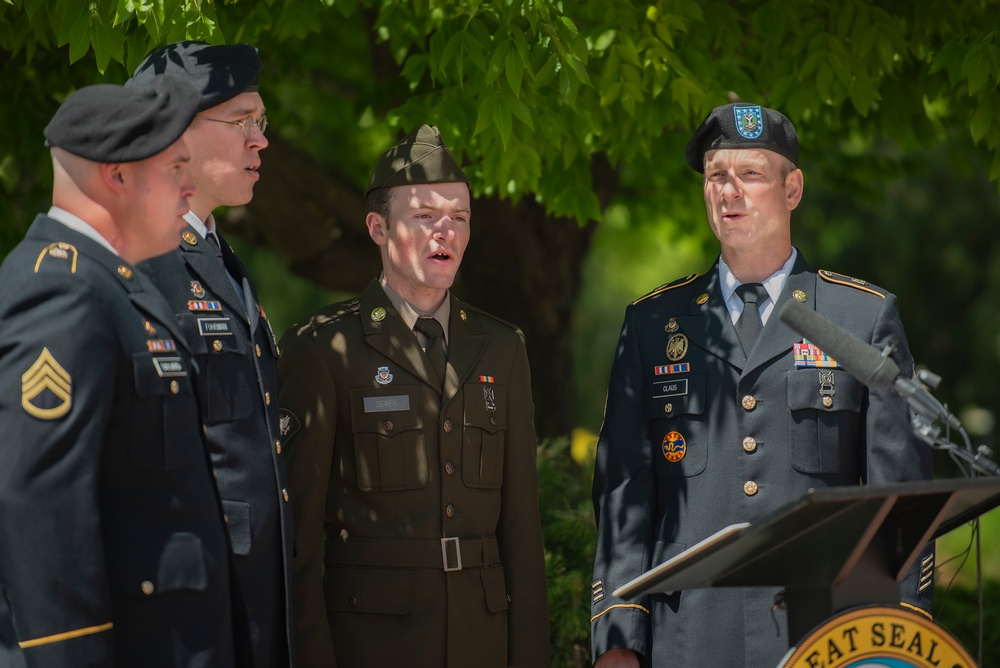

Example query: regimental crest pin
[375,365,394,385]
[190,280,206,298]
[734,105,763,139]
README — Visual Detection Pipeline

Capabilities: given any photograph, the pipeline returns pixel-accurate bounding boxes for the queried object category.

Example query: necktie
[413,317,447,385]
[735,283,768,355]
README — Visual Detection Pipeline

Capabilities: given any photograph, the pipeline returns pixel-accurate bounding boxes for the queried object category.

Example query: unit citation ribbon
[793,340,840,368]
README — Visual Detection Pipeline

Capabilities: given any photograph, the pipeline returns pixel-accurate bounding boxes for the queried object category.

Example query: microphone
[778,300,961,429]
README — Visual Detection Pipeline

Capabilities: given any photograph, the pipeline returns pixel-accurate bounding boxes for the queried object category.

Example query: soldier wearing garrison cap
[126,41,294,668]
[590,102,934,667]
[0,79,240,666]
[278,125,550,668]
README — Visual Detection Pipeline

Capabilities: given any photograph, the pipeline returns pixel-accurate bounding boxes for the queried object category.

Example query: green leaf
[462,30,487,72]
[474,87,498,136]
[565,53,590,86]
[559,65,579,105]
[970,100,994,143]
[502,86,533,130]
[491,95,512,149]
[593,29,615,52]
[534,53,558,88]
[600,81,622,107]
[505,46,524,96]
[440,31,462,74]
[487,38,511,84]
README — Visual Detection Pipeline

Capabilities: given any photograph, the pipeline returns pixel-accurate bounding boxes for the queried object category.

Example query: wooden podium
[612,477,1000,646]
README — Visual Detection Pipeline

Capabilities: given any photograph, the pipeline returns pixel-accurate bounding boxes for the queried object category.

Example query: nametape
[653,378,688,399]
[197,317,234,336]
[363,395,411,413]
[153,357,187,377]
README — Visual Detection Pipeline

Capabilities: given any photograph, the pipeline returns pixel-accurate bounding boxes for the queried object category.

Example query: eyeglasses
[196,114,268,138]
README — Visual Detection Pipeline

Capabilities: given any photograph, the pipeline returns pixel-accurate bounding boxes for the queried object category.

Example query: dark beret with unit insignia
[365,124,468,199]
[685,102,798,172]
[43,76,199,163]
[126,40,261,111]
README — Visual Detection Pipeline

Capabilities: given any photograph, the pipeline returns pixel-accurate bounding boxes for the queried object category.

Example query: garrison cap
[365,125,468,199]
[685,102,798,172]
[44,76,199,163]
[126,40,261,112]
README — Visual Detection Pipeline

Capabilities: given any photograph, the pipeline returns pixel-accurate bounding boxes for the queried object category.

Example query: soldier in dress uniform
[125,41,294,668]
[0,78,238,666]
[590,103,935,667]
[278,125,550,668]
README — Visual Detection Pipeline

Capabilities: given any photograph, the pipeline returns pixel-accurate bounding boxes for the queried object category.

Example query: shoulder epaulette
[34,242,78,274]
[296,297,360,336]
[633,273,699,305]
[457,303,521,333]
[818,269,886,299]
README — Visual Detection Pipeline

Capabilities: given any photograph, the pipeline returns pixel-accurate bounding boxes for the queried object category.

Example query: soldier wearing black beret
[0,79,241,666]
[590,103,935,667]
[278,125,551,667]
[126,41,294,668]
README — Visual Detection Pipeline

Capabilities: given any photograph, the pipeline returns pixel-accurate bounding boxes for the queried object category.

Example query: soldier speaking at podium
[590,103,935,667]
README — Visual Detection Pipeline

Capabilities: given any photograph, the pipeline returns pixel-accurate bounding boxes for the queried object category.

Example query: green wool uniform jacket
[591,252,934,667]
[278,279,550,668]
[0,216,236,667]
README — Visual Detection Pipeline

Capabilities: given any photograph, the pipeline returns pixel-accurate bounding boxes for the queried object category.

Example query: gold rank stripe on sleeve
[590,603,651,623]
[33,242,79,274]
[21,347,72,420]
[818,270,886,298]
[18,621,113,649]
[632,273,699,305]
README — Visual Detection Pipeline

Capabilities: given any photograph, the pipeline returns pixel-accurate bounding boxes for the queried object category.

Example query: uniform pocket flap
[481,566,510,613]
[222,500,252,556]
[325,567,413,615]
[463,383,507,433]
[350,387,423,435]
[787,369,865,412]
[107,532,208,598]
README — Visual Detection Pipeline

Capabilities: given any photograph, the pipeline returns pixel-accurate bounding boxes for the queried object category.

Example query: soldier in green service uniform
[278,125,550,668]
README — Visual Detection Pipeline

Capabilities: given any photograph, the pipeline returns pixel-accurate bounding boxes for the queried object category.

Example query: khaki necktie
[414,317,447,384]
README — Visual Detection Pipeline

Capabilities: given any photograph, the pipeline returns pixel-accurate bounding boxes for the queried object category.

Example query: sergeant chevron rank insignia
[21,347,72,419]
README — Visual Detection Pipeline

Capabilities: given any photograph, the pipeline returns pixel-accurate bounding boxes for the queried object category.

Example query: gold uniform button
[741,395,757,411]
[742,437,757,453]
[664,403,673,414]
[445,461,456,476]
[275,439,282,455]
[349,595,358,607]
[223,514,229,523]
[141,580,154,596]
[282,488,289,502]
[265,391,271,406]
[383,420,393,431]
[744,481,759,496]
[443,419,453,433]
[169,380,180,395]
[445,503,456,518]
[255,344,262,358]
[213,339,223,352]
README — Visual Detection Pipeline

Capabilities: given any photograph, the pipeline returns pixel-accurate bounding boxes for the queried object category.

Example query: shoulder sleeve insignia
[633,273,699,305]
[22,347,72,419]
[33,242,78,274]
[279,408,301,441]
[818,269,886,299]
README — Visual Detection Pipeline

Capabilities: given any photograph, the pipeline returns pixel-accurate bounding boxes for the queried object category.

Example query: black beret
[365,125,468,199]
[685,102,798,172]
[44,76,199,163]
[126,41,261,112]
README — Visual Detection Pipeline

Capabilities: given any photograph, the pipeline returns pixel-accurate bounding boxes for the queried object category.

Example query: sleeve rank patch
[22,347,72,419]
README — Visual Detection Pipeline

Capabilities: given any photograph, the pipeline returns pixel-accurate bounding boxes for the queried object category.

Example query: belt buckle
[441,537,462,572]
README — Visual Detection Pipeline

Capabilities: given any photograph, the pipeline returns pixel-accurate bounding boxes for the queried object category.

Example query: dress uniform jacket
[590,251,933,667]
[278,279,550,668]
[0,215,235,667]
[140,223,294,667]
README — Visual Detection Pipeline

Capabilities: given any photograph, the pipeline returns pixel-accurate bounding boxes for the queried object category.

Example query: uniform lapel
[742,252,817,376]
[359,281,441,391]
[675,266,747,371]
[441,298,488,406]
[178,224,248,324]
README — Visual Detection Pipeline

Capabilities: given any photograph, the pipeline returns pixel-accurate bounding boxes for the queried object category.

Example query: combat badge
[666,333,688,362]
[375,365,394,385]
[819,370,835,408]
[190,281,206,298]
[662,431,687,463]
[21,347,72,419]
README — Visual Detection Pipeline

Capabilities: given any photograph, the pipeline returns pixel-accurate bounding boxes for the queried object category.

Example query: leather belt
[326,535,500,572]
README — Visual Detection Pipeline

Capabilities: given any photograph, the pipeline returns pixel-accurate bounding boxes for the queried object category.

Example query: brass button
[169,380,180,395]
[443,419,453,433]
[275,439,282,455]
[141,580,154,596]
[744,480,759,496]
[349,595,358,607]
[445,503,456,518]
[742,437,757,453]
[664,403,673,414]
[265,391,271,405]
[445,461,456,476]
[255,344,262,358]
[489,416,496,425]
[223,514,229,523]
[213,339,223,352]
[741,395,757,411]
[282,488,289,502]
[383,420,393,431]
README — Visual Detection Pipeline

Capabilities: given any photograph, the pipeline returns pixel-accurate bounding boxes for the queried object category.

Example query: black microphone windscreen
[777,300,900,391]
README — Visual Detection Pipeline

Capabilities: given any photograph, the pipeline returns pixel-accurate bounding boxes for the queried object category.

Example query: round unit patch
[662,431,687,463]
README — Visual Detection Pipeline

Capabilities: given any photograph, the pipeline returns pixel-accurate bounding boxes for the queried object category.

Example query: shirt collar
[47,206,118,256]
[183,210,217,239]
[379,274,451,345]
[718,248,797,324]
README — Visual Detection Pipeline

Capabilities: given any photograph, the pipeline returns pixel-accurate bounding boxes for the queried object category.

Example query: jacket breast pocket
[130,352,195,471]
[787,369,865,475]
[107,532,208,598]
[462,383,507,489]
[648,374,708,480]
[349,386,427,492]
[180,313,253,423]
